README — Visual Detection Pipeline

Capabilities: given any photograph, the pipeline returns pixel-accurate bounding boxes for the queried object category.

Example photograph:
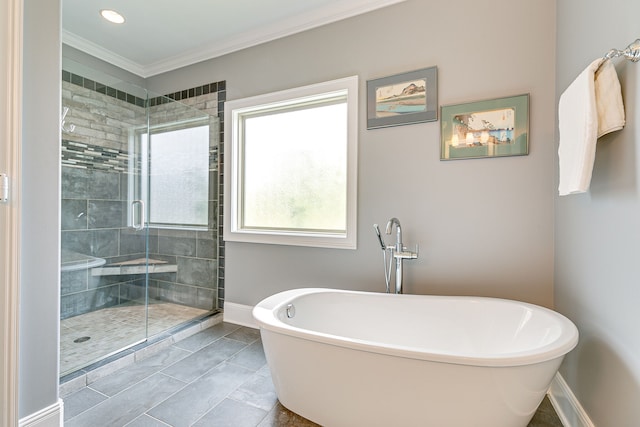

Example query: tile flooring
[61,322,564,426]
[60,302,210,376]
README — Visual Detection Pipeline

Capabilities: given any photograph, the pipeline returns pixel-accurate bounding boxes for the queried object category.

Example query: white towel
[595,60,625,137]
[558,58,625,196]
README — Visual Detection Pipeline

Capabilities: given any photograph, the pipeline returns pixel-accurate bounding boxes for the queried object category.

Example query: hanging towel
[595,60,626,137]
[558,58,625,196]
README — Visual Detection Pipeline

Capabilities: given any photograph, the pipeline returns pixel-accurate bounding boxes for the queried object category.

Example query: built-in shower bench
[91,258,178,276]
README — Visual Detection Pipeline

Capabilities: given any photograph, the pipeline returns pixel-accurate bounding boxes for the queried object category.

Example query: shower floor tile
[60,302,210,376]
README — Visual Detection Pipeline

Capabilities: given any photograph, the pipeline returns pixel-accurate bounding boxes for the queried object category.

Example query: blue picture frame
[366,66,438,129]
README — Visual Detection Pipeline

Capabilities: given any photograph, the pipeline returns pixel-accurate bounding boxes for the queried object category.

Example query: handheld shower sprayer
[374,223,392,293]
[373,224,386,250]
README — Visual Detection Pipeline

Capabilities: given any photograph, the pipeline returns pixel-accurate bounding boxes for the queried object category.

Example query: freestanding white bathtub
[252,288,578,427]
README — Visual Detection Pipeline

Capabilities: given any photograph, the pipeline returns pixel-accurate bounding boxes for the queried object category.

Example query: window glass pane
[225,75,358,249]
[148,125,209,226]
[242,102,347,232]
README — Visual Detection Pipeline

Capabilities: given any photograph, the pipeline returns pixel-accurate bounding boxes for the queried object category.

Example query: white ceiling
[62,0,406,78]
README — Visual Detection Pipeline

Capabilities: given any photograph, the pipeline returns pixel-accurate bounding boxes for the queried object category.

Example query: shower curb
[59,311,223,397]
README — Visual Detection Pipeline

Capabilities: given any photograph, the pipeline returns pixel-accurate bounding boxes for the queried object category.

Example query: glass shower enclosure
[60,59,219,376]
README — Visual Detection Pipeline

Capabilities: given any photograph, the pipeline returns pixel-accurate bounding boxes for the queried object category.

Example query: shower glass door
[60,62,152,376]
[60,59,216,376]
[135,97,214,338]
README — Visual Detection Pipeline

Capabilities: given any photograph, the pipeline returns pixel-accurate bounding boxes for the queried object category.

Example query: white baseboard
[19,399,63,427]
[223,302,257,328]
[548,373,594,427]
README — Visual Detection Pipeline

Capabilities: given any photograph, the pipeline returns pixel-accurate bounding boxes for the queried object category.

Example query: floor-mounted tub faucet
[386,217,403,253]
[374,218,418,294]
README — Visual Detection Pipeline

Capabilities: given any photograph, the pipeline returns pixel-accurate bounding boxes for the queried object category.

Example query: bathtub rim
[252,287,579,368]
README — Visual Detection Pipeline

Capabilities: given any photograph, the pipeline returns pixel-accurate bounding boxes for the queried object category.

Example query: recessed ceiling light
[100,9,125,24]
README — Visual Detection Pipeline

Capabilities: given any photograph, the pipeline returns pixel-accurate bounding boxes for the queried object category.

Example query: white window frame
[224,76,358,249]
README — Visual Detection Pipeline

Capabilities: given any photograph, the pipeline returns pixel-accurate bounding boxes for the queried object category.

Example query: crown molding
[63,0,407,78]
[62,29,147,77]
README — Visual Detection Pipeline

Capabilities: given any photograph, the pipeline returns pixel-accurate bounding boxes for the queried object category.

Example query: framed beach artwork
[366,66,438,129]
[440,94,529,160]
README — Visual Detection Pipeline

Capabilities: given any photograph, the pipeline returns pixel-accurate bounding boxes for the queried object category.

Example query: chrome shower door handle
[131,200,145,231]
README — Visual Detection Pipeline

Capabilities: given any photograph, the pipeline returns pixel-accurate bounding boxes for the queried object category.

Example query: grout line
[130,413,173,427]
[85,386,110,399]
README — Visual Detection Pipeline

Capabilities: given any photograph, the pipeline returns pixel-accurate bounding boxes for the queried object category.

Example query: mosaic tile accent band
[62,139,130,171]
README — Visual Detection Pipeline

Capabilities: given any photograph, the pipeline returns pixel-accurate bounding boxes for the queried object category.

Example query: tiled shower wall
[159,82,226,310]
[60,71,225,320]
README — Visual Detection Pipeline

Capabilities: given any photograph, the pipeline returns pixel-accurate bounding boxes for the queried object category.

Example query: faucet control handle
[394,244,418,260]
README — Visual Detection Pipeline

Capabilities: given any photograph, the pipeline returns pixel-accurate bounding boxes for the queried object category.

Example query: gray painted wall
[20,0,62,418]
[62,45,146,90]
[555,0,640,425]
[148,0,557,308]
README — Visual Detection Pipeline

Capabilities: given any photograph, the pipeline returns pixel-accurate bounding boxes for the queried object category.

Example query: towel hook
[604,38,640,63]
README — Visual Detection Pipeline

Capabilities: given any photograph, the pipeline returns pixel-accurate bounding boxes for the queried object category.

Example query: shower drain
[73,336,91,343]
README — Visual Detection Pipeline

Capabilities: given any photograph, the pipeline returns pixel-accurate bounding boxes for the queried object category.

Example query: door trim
[1,0,23,425]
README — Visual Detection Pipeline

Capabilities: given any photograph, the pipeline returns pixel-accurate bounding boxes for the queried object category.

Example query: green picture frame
[440,94,529,160]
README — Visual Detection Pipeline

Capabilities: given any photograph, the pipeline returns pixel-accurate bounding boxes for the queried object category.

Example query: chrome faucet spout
[385,217,402,251]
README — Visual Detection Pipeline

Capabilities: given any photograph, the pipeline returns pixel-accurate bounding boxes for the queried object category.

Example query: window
[134,118,211,229]
[224,76,358,249]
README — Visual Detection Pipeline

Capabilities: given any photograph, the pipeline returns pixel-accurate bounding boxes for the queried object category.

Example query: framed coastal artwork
[440,94,529,160]
[366,66,438,129]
